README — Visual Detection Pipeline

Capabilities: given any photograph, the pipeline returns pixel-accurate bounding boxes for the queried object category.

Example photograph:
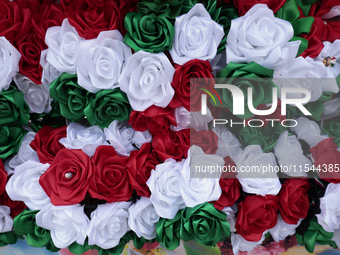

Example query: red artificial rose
[152,130,184,162]
[0,160,7,196]
[30,126,67,164]
[39,149,93,205]
[177,128,219,156]
[0,191,26,218]
[0,0,31,42]
[213,157,241,210]
[15,33,44,84]
[89,145,133,203]
[233,0,286,16]
[128,106,176,134]
[66,1,134,39]
[277,178,310,225]
[235,195,279,241]
[310,137,340,183]
[169,59,214,111]
[127,143,160,197]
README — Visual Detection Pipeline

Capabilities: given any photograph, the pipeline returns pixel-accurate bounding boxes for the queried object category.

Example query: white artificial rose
[0,36,21,92]
[291,117,328,147]
[0,206,13,233]
[226,4,294,69]
[171,106,213,132]
[87,202,131,249]
[40,49,61,85]
[8,131,39,170]
[59,122,108,157]
[314,40,340,78]
[212,125,243,160]
[14,74,51,114]
[119,50,175,111]
[269,215,301,242]
[45,18,82,74]
[104,120,136,156]
[146,158,186,219]
[75,30,132,93]
[35,203,89,248]
[222,205,237,232]
[128,197,159,240]
[131,130,152,149]
[170,4,224,65]
[235,145,281,196]
[274,131,311,177]
[323,97,340,120]
[180,145,223,207]
[6,160,50,210]
[316,183,340,232]
[231,232,265,255]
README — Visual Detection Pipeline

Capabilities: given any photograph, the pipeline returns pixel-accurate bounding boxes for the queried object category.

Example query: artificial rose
[316,183,340,232]
[291,117,328,148]
[40,49,62,86]
[235,195,279,241]
[89,145,133,203]
[314,40,340,78]
[278,178,310,225]
[49,73,87,122]
[322,118,340,147]
[155,211,182,250]
[87,202,131,249]
[0,191,26,218]
[147,158,186,219]
[137,0,184,18]
[127,143,160,197]
[310,138,340,182]
[15,33,44,85]
[30,126,67,164]
[226,4,294,69]
[269,215,301,242]
[84,88,132,128]
[213,159,241,210]
[152,130,184,162]
[128,106,176,134]
[0,160,6,195]
[35,203,89,248]
[39,149,93,205]
[235,145,281,196]
[0,206,13,233]
[6,160,50,210]
[169,59,215,111]
[0,84,30,125]
[180,146,223,207]
[0,124,27,160]
[124,13,174,53]
[45,19,82,74]
[59,122,108,157]
[169,4,224,65]
[14,74,52,114]
[0,37,21,92]
[128,197,159,240]
[119,50,175,111]
[234,0,286,16]
[274,131,311,177]
[75,30,131,93]
[132,130,152,148]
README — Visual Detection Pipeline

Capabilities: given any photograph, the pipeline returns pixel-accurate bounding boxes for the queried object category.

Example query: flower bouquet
[0,0,339,254]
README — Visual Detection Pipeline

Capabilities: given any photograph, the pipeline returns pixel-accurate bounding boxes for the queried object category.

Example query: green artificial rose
[49,73,88,122]
[322,117,340,147]
[180,203,230,246]
[124,13,174,53]
[84,88,132,128]
[216,62,277,119]
[156,210,182,250]
[296,217,338,253]
[0,84,30,125]
[0,231,17,247]
[0,124,27,160]
[13,209,59,252]
[137,0,184,19]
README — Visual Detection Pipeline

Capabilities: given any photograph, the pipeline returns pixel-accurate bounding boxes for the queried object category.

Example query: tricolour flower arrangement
[0,0,339,254]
